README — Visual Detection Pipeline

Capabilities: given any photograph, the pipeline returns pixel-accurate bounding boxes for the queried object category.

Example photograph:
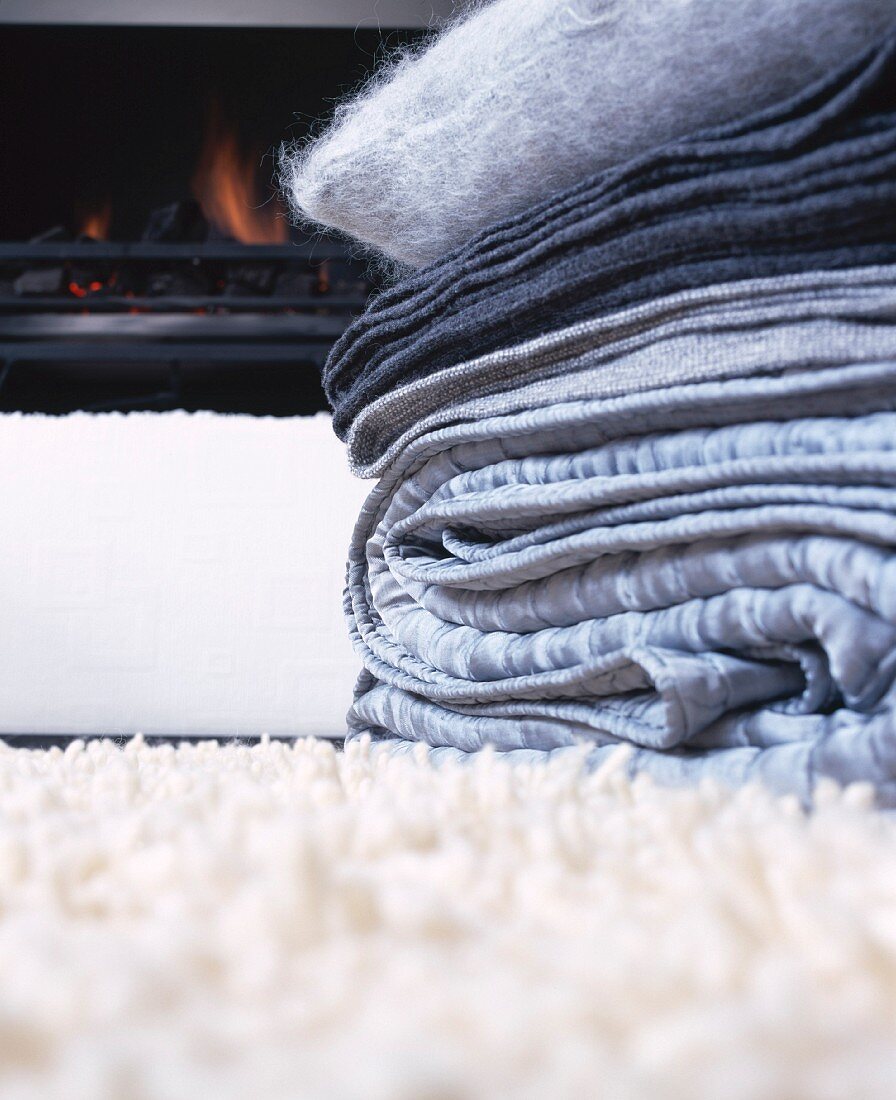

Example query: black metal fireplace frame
[0,239,368,413]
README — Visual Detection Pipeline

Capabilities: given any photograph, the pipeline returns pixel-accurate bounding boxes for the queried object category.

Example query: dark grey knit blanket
[323,33,896,440]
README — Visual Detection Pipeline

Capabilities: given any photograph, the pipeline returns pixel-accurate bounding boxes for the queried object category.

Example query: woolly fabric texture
[3,736,896,1100]
[282,0,896,268]
[345,267,896,477]
[321,34,896,441]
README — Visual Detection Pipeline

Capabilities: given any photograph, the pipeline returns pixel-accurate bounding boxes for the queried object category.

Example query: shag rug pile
[1,738,895,1099]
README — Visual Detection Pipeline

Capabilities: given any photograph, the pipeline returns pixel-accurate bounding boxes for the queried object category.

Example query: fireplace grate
[0,238,371,416]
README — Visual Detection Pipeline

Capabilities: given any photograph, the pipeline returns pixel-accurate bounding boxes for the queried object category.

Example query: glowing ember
[192,107,287,244]
[78,202,112,240]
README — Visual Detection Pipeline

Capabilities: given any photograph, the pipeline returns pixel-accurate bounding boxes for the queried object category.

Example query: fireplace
[0,9,444,415]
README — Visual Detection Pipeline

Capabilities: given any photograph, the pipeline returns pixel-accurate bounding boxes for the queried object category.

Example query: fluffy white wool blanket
[2,736,895,1099]
[282,0,895,268]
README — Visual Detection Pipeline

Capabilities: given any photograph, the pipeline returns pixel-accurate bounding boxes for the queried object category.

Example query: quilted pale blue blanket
[345,357,896,803]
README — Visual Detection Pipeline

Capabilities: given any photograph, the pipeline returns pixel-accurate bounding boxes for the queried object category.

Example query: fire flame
[78,202,112,240]
[192,108,287,244]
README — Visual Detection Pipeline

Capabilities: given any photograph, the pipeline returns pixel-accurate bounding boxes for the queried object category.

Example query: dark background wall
[0,23,426,240]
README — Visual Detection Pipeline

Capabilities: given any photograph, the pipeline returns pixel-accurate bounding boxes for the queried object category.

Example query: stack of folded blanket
[283,1,896,803]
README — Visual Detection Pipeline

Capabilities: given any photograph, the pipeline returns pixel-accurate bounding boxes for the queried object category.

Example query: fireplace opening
[0,22,424,415]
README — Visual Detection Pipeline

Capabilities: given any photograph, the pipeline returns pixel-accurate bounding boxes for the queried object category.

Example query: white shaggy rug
[1,738,895,1100]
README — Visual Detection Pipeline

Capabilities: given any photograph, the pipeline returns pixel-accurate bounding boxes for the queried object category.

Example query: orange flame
[192,108,287,244]
[78,201,112,240]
